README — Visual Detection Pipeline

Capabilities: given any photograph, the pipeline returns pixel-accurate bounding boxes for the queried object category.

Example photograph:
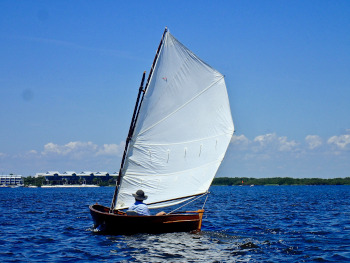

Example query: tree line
[212,177,350,186]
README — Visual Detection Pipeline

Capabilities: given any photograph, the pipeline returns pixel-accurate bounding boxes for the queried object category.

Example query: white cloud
[96,143,124,156]
[42,141,98,158]
[277,136,298,151]
[41,141,98,155]
[231,134,250,144]
[40,141,125,160]
[2,132,349,177]
[327,134,350,150]
[230,134,251,151]
[253,133,298,152]
[254,133,275,146]
[305,135,322,149]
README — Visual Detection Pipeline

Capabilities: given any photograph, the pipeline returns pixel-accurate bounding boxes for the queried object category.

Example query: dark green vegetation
[24,176,46,187]
[212,177,350,186]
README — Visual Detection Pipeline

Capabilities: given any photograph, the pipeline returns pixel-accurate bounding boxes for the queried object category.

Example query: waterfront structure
[35,171,116,185]
[0,175,23,186]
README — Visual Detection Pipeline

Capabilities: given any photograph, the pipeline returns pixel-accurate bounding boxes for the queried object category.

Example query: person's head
[132,189,148,202]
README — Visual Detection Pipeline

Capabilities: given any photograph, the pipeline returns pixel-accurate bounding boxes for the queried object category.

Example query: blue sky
[1,1,349,178]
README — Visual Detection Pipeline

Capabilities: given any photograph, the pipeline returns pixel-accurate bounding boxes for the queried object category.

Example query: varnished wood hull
[89,204,203,235]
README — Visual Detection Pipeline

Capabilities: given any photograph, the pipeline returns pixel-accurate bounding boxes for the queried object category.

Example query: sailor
[128,189,151,216]
[128,189,166,216]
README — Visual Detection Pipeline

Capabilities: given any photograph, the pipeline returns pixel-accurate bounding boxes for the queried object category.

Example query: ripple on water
[0,186,349,262]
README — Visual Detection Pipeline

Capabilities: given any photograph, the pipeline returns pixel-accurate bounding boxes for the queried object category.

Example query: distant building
[0,175,24,186]
[109,172,119,177]
[35,171,117,185]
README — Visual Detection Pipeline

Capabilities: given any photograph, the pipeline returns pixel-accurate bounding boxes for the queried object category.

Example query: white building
[0,175,23,186]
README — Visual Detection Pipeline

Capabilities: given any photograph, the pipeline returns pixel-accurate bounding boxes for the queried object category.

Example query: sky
[0,1,349,178]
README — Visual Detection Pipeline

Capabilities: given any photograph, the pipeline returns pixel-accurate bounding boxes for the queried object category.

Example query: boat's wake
[97,230,263,262]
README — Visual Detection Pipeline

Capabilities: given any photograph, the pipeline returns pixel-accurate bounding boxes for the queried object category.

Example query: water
[1,185,349,262]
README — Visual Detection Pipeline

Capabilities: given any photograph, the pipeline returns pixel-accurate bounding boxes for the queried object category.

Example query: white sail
[115,30,234,210]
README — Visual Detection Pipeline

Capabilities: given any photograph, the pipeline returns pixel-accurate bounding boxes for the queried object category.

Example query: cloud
[96,142,125,156]
[276,136,298,151]
[228,133,300,163]
[2,133,349,177]
[219,131,350,178]
[230,134,250,150]
[327,134,350,150]
[305,135,323,149]
[231,134,249,144]
[253,133,298,152]
[42,141,98,158]
[40,141,125,159]
[254,133,275,146]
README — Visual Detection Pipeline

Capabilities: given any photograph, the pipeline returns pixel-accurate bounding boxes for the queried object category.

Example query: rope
[202,193,209,209]
[167,192,209,215]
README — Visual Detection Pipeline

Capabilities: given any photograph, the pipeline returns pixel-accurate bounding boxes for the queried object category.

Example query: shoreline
[41,184,100,188]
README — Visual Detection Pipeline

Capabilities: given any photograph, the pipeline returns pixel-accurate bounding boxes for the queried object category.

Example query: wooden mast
[110,27,168,211]
[109,72,145,211]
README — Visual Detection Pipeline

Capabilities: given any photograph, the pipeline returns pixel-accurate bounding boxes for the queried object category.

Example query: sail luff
[111,28,168,210]
[110,71,146,210]
[143,27,168,95]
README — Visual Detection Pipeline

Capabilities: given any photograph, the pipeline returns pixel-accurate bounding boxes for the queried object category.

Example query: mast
[110,27,168,211]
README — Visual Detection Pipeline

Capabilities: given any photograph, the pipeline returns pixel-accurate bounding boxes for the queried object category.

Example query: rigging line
[166,192,208,215]
[138,75,225,136]
[202,193,209,209]
[147,192,206,206]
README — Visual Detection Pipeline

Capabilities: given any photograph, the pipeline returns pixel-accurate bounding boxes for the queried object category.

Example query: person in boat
[128,189,165,216]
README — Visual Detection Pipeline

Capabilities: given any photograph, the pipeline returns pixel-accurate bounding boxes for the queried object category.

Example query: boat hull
[89,204,203,234]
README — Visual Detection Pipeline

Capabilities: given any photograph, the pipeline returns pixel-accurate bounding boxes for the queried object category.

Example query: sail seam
[138,75,225,136]
[124,158,222,177]
[133,132,231,146]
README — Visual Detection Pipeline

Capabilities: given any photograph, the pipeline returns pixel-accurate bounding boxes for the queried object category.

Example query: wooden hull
[89,204,204,235]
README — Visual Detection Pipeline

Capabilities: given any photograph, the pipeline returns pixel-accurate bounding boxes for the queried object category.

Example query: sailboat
[89,28,234,234]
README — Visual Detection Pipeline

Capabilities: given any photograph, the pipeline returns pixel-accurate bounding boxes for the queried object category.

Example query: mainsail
[115,29,234,210]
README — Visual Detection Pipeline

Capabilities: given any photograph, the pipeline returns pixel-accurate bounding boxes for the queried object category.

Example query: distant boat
[89,28,234,234]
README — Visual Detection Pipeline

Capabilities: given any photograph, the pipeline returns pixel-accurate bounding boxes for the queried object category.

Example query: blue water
[0,186,349,262]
